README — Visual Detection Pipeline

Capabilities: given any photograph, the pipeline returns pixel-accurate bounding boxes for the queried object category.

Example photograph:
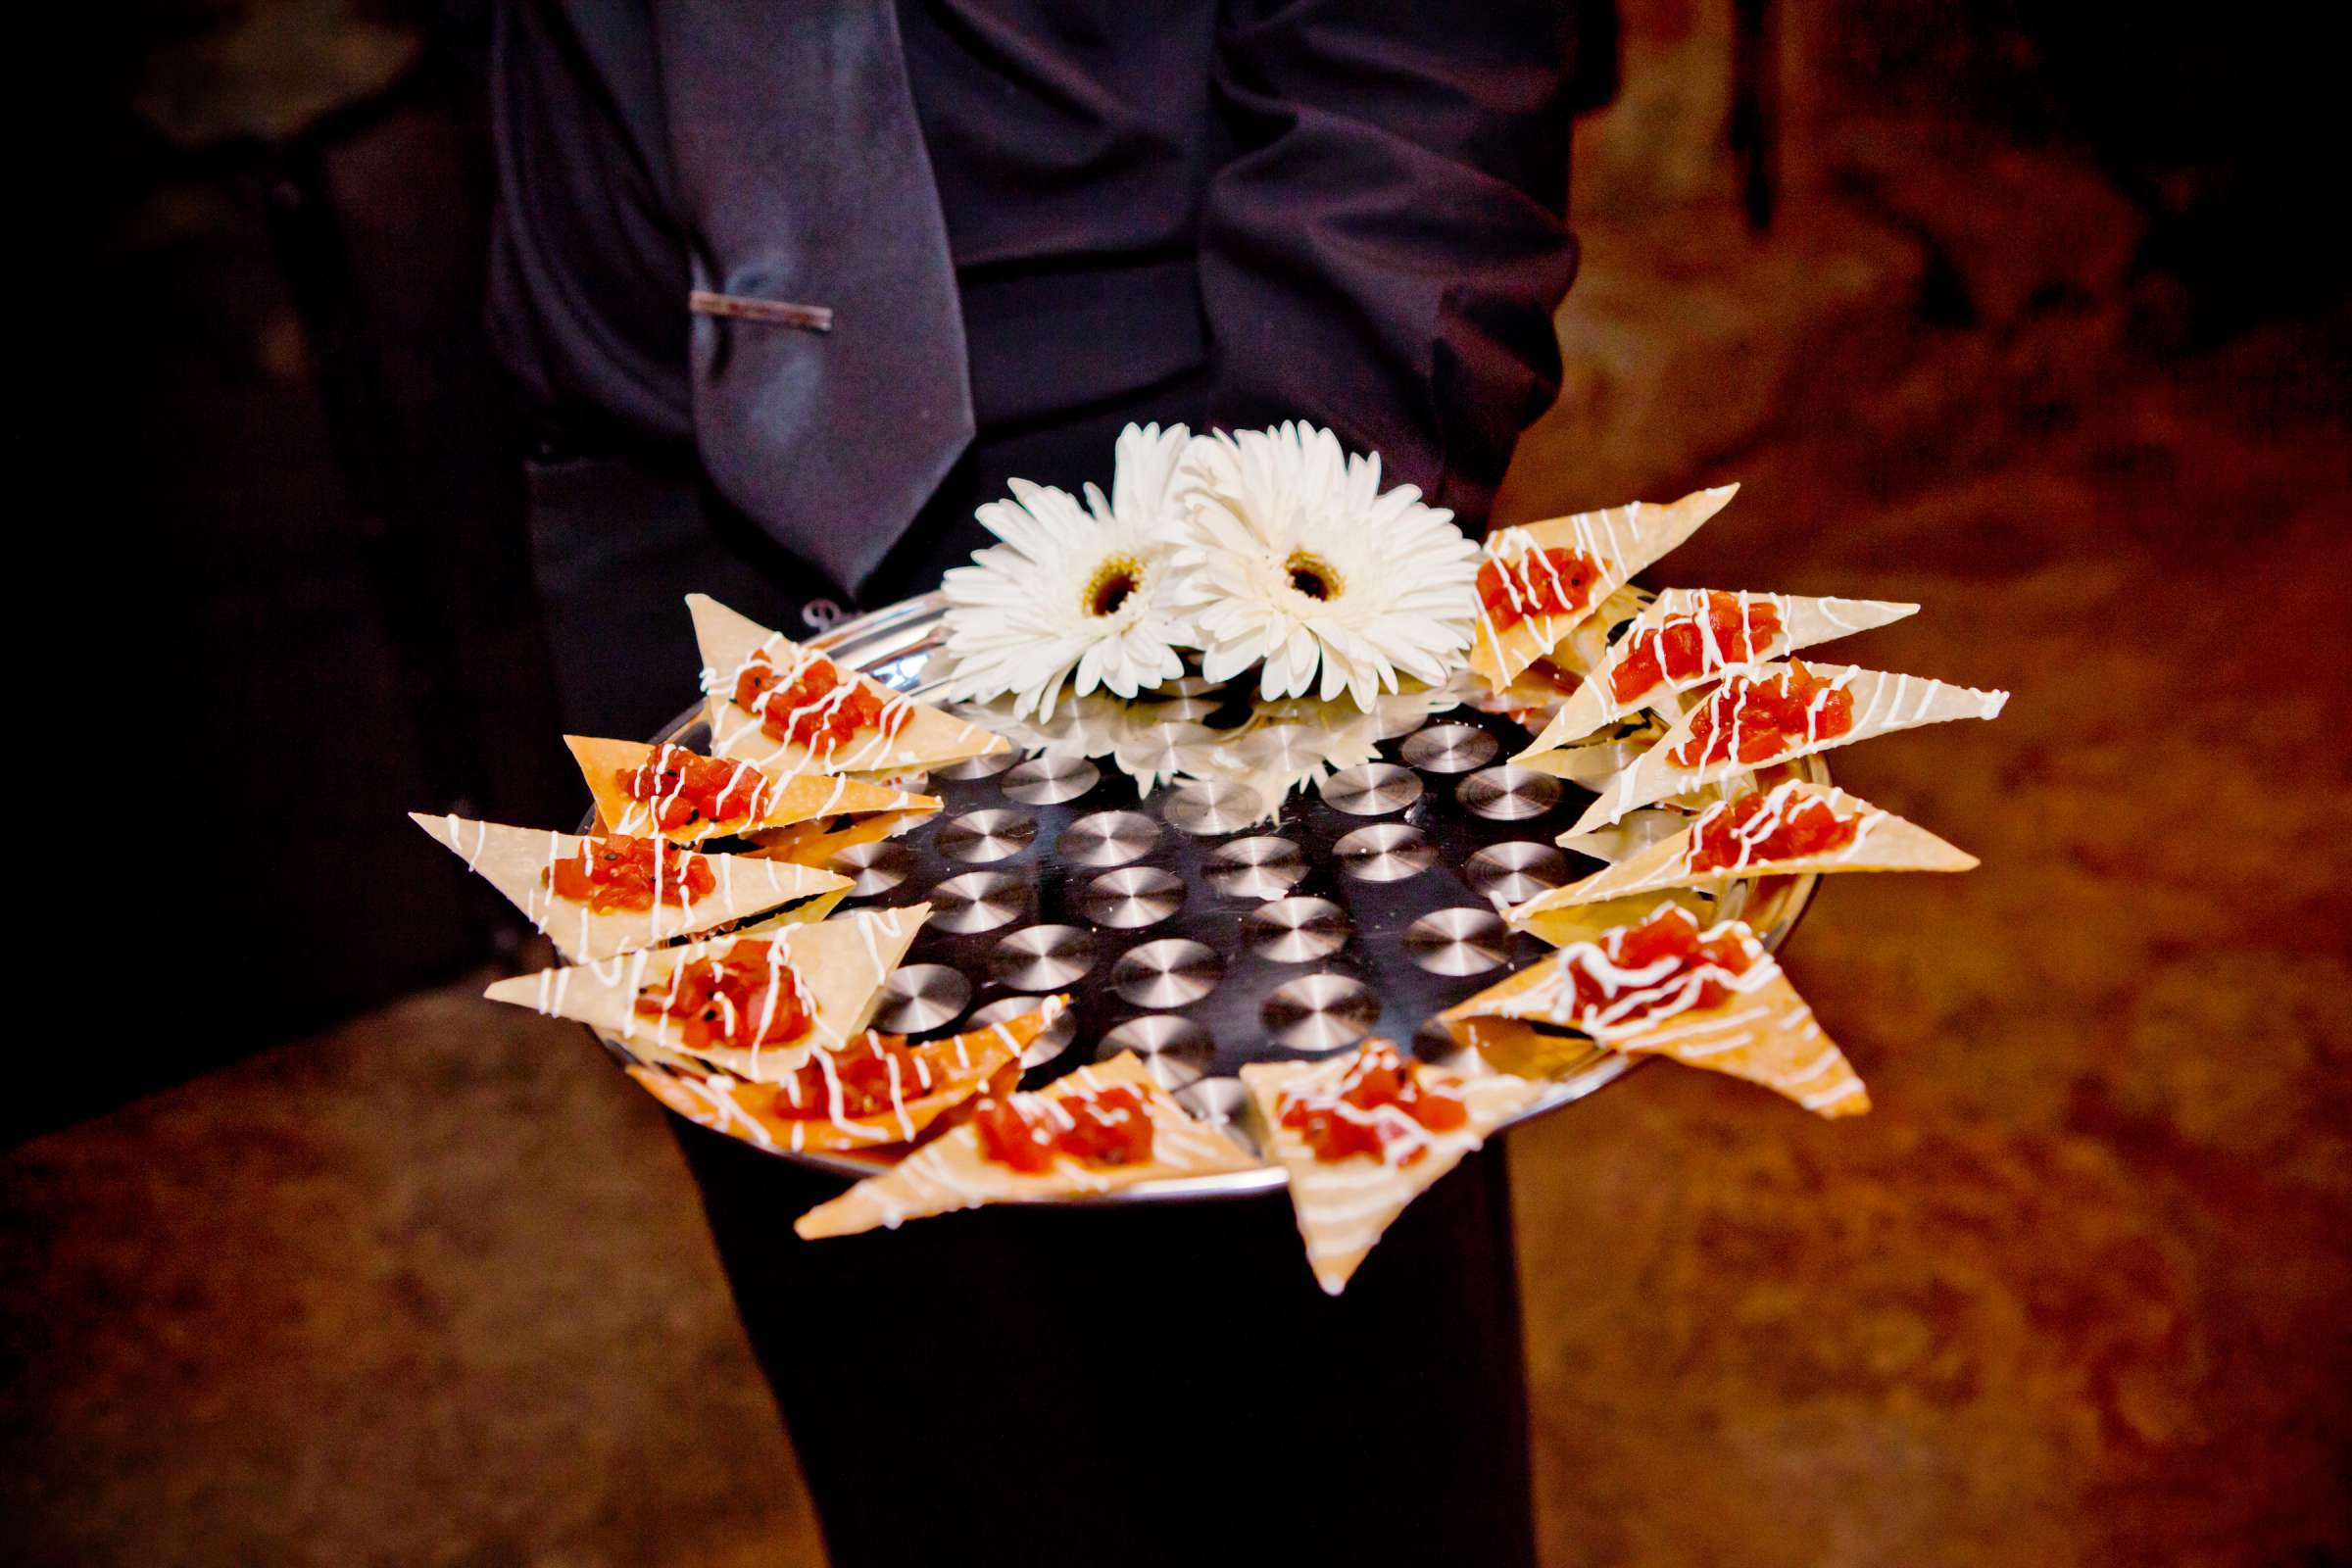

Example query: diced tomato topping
[634,939,811,1052]
[1556,906,1759,1034]
[617,747,773,831]
[733,651,889,752]
[1478,547,1602,629]
[1668,661,1854,768]
[765,1031,935,1122]
[974,1085,1156,1173]
[1610,592,1784,704]
[1277,1040,1470,1167]
[1688,789,1859,872]
[544,836,715,913]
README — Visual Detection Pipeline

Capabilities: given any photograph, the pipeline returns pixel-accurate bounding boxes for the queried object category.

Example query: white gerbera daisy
[939,423,1195,719]
[1169,423,1479,709]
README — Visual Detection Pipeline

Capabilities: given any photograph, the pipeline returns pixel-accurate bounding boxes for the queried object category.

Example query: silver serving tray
[600,592,1822,1202]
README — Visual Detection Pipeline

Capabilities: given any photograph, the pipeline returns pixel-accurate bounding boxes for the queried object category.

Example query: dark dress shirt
[490,0,1582,590]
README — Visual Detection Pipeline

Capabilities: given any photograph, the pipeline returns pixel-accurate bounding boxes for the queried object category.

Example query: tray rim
[588,591,1824,1203]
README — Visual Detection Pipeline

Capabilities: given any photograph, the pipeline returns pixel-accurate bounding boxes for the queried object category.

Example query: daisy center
[1284,551,1345,602]
[1082,555,1145,618]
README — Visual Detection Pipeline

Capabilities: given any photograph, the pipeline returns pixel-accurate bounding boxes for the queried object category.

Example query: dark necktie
[652,0,974,601]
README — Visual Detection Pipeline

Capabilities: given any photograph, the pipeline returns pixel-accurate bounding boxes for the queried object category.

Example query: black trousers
[521,383,1541,1566]
[673,1123,1539,1568]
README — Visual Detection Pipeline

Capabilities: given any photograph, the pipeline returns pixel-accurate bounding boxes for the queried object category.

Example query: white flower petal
[1170,422,1477,712]
[938,436,1200,715]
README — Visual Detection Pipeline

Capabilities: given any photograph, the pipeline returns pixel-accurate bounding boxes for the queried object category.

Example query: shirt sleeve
[487,0,695,452]
[1200,0,1580,535]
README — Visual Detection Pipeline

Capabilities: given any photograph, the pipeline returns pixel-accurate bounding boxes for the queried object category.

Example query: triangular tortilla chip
[734,887,852,932]
[1493,583,1656,696]
[1469,485,1738,689]
[564,736,939,845]
[1516,591,1917,757]
[794,1054,1258,1237]
[1568,662,2009,834]
[1441,909,1868,1118]
[689,594,1007,774]
[1514,887,1723,949]
[1543,583,1657,679]
[411,813,851,962]
[483,904,928,1080]
[1513,716,1672,786]
[1512,782,1975,921]
[1240,1044,1542,1295]
[1553,807,1699,865]
[1443,1016,1610,1083]
[623,999,1063,1154]
[743,808,932,872]
[1460,586,1655,731]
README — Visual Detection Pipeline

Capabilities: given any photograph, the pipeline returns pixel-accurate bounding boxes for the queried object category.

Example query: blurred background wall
[1499,0,2341,517]
[69,0,2337,1139]
[61,2,571,1142]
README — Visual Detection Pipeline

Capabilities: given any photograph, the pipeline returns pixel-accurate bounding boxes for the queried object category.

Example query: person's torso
[493,0,1229,449]
[899,0,1228,426]
[898,0,1225,270]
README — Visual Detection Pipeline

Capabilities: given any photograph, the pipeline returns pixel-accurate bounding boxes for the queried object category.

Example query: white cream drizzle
[613,743,774,837]
[662,1024,980,1149]
[1508,909,1781,1045]
[1658,782,1881,880]
[844,1056,1223,1229]
[1588,663,2007,832]
[1273,1044,1471,1173]
[1474,503,1644,649]
[1599,590,1787,711]
[710,632,982,778]
[1267,1059,1532,1269]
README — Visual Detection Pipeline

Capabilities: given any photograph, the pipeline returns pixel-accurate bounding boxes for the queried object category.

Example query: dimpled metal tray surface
[602,592,1824,1202]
